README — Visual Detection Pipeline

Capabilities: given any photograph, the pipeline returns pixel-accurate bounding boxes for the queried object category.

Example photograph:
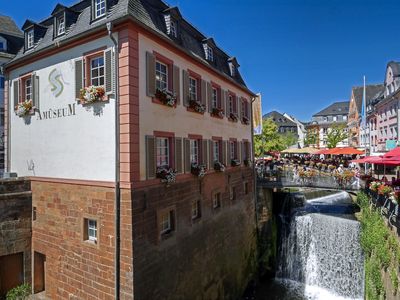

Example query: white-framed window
[213,192,221,209]
[160,210,173,234]
[213,141,220,162]
[85,219,97,242]
[189,76,197,101]
[230,142,236,160]
[94,0,106,19]
[155,61,168,91]
[170,19,177,38]
[90,56,105,86]
[206,46,213,61]
[191,200,200,219]
[333,116,337,122]
[25,78,32,101]
[190,139,199,164]
[156,137,169,167]
[230,64,235,77]
[57,15,65,36]
[27,30,34,49]
[212,87,218,109]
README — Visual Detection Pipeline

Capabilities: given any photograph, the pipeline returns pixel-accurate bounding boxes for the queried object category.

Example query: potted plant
[79,85,105,104]
[189,100,206,113]
[214,161,225,172]
[155,89,177,107]
[156,167,176,184]
[15,99,34,117]
[231,159,240,167]
[211,107,224,118]
[191,163,207,178]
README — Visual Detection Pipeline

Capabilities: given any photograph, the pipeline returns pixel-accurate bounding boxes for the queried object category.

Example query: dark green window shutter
[13,80,19,110]
[75,58,84,99]
[104,48,114,95]
[209,140,214,167]
[175,137,183,174]
[182,70,189,106]
[202,140,208,169]
[173,65,180,105]
[222,140,227,166]
[184,138,191,173]
[237,142,241,163]
[225,91,229,116]
[146,51,156,97]
[220,89,225,115]
[201,79,207,109]
[207,82,212,112]
[146,135,156,179]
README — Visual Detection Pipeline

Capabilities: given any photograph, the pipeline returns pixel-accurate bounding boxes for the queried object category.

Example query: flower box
[156,167,176,184]
[15,100,35,117]
[231,159,241,167]
[155,89,177,107]
[191,163,207,178]
[242,116,250,125]
[228,113,239,122]
[211,108,224,118]
[189,100,206,113]
[79,85,106,104]
[214,161,225,172]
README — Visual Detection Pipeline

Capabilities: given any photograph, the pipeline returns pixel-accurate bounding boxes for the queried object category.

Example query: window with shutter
[13,80,19,110]
[146,51,156,97]
[146,135,156,179]
[202,140,208,169]
[222,140,227,166]
[75,58,84,99]
[182,69,189,106]
[104,48,114,95]
[184,138,191,173]
[175,137,183,174]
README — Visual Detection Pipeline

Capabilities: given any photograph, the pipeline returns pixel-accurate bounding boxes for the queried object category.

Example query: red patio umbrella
[383,147,400,159]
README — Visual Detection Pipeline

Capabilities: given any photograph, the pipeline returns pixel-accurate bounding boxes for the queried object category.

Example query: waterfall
[276,192,364,300]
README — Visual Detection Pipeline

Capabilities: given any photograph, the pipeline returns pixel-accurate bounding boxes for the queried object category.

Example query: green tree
[326,123,348,148]
[280,132,298,149]
[304,130,318,146]
[254,118,285,156]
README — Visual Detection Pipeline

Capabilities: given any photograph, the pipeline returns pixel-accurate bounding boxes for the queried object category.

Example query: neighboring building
[0,16,24,173]
[264,110,298,135]
[4,1,255,299]
[283,113,306,148]
[365,88,384,154]
[373,62,400,153]
[306,101,349,148]
[347,84,384,148]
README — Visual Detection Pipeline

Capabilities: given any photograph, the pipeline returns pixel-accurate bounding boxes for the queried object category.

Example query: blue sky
[2,0,400,121]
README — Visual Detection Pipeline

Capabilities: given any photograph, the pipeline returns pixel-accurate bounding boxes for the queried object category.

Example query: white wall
[8,36,116,181]
[138,34,252,180]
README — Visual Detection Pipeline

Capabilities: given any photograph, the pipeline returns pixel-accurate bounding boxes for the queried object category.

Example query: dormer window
[205,45,213,62]
[26,30,34,49]
[94,0,106,19]
[230,64,236,77]
[56,15,65,36]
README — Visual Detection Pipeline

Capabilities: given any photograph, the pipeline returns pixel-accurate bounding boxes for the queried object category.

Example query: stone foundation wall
[0,178,32,296]
[132,167,256,300]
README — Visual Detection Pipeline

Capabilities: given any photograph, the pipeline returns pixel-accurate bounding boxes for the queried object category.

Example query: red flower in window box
[155,89,177,107]
[211,107,224,118]
[242,116,250,125]
[15,99,34,117]
[228,113,239,122]
[79,85,105,104]
[189,100,206,113]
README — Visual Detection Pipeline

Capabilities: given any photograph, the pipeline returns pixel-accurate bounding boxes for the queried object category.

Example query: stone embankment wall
[133,167,257,300]
[0,178,32,297]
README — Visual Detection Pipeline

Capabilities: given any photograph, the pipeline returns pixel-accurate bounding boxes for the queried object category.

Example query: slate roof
[0,15,23,37]
[7,0,250,92]
[313,101,349,117]
[386,61,400,81]
[352,84,384,113]
[263,111,297,127]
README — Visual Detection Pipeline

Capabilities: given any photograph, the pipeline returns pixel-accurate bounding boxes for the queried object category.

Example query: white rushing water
[277,211,364,300]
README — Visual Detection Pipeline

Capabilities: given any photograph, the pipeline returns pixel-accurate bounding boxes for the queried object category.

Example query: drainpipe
[107,22,120,300]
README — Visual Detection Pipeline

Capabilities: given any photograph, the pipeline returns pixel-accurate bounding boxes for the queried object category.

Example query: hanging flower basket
[15,100,34,117]
[229,113,238,122]
[211,108,224,118]
[242,116,250,125]
[156,167,176,184]
[231,159,241,167]
[79,86,105,104]
[155,89,177,107]
[214,161,225,172]
[378,184,393,196]
[191,163,207,178]
[189,100,206,113]
[369,181,382,192]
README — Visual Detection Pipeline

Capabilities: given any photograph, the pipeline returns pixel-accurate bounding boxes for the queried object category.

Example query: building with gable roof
[4,0,256,298]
